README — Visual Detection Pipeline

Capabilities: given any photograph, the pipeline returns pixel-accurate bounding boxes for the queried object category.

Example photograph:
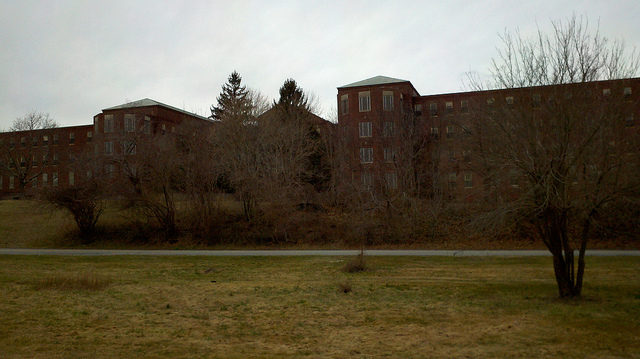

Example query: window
[624,87,632,98]
[104,114,114,133]
[53,134,59,145]
[340,95,348,114]
[31,177,37,189]
[448,172,457,187]
[69,171,75,186]
[385,172,398,190]
[358,91,371,112]
[429,103,438,116]
[384,147,395,163]
[123,140,136,155]
[125,114,136,132]
[487,97,495,105]
[430,127,439,138]
[105,141,113,155]
[69,132,75,144]
[383,91,393,111]
[382,121,394,137]
[42,153,47,165]
[448,149,456,161]
[414,104,422,115]
[460,100,469,113]
[86,170,92,179]
[445,101,453,113]
[602,88,611,96]
[0,175,2,189]
[106,164,115,178]
[360,147,373,163]
[9,176,15,189]
[464,172,473,188]
[20,156,25,167]
[42,173,48,186]
[52,172,58,187]
[161,124,166,135]
[463,150,471,162]
[20,137,26,147]
[361,171,373,189]
[87,131,93,142]
[509,169,519,187]
[144,117,151,134]
[32,155,37,167]
[625,114,634,127]
[359,122,372,137]
[446,125,455,138]
[9,138,15,148]
[32,136,38,146]
[532,94,541,108]
[506,96,514,105]
[52,152,59,165]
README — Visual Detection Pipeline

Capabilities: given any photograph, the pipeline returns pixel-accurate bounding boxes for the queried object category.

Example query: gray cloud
[1,0,638,128]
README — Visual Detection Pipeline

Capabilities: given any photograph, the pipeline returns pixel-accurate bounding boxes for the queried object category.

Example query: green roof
[338,75,410,89]
[103,98,209,120]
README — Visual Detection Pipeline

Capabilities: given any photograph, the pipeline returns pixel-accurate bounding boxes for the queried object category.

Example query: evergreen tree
[211,71,251,121]
[275,78,309,113]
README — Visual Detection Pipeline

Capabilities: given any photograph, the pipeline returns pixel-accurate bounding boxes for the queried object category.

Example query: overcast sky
[0,0,638,129]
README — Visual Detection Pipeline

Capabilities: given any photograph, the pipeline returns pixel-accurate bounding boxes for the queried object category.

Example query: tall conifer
[211,71,250,121]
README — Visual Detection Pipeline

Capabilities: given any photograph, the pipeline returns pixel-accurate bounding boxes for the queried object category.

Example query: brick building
[0,99,210,198]
[337,75,639,199]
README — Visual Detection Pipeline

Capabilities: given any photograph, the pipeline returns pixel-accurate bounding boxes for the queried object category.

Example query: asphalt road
[0,249,638,256]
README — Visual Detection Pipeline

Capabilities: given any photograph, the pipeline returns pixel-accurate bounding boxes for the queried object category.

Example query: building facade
[0,99,210,198]
[337,75,639,200]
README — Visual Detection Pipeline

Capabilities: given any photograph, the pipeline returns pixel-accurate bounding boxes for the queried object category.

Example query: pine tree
[211,71,250,121]
[275,78,309,112]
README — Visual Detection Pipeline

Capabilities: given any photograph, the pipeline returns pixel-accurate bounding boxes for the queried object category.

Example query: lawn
[0,255,638,358]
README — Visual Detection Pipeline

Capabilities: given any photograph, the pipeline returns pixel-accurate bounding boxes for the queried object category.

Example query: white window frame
[359,122,372,137]
[124,114,136,133]
[383,147,394,163]
[383,121,394,137]
[383,91,393,111]
[42,173,48,186]
[385,172,398,190]
[144,116,151,134]
[9,176,14,189]
[69,171,75,186]
[69,132,75,144]
[105,141,114,155]
[104,114,114,133]
[361,171,373,189]
[360,147,373,163]
[52,172,58,187]
[340,95,348,115]
[464,172,473,188]
[358,91,371,112]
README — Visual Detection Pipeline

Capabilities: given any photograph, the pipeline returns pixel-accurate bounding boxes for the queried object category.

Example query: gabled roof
[338,75,410,89]
[103,98,209,120]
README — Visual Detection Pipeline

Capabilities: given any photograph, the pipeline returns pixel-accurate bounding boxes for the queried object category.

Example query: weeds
[342,248,367,273]
[34,273,112,291]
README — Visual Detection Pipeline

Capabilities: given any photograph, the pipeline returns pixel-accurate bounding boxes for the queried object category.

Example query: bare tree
[0,112,58,193]
[470,16,639,297]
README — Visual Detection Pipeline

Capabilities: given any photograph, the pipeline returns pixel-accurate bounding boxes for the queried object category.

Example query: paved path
[0,249,638,256]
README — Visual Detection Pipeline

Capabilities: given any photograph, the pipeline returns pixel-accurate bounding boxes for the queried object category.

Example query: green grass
[0,255,638,358]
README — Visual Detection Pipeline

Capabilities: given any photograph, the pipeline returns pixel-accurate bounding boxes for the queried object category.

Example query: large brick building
[337,75,639,199]
[0,99,210,198]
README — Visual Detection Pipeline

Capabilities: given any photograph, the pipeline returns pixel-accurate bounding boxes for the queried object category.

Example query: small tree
[470,16,639,297]
[43,181,104,242]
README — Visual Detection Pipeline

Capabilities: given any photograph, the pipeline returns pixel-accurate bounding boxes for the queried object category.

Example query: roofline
[338,80,421,97]
[102,99,210,121]
[417,77,640,99]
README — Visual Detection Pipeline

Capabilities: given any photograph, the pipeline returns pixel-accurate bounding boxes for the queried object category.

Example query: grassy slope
[0,255,638,358]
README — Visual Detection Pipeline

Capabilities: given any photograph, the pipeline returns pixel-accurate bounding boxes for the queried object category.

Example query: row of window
[103,141,136,155]
[6,152,61,168]
[0,171,77,190]
[361,171,397,190]
[1,132,92,148]
[421,87,633,116]
[341,91,395,114]
[360,147,397,163]
[358,121,395,137]
[103,114,151,134]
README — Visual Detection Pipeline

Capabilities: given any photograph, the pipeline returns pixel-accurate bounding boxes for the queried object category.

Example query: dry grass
[0,255,638,358]
[342,250,367,273]
[34,273,112,291]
